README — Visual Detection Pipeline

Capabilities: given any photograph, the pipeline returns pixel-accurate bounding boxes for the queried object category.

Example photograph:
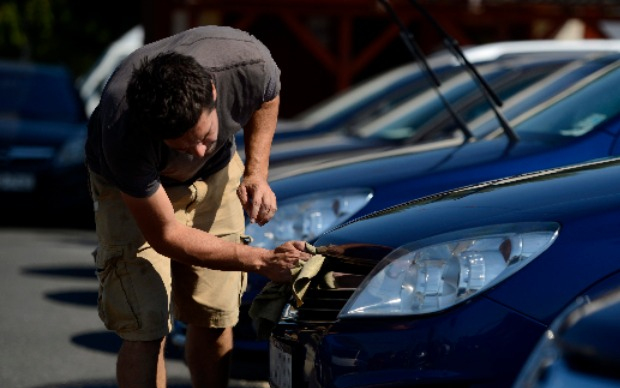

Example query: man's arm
[238,95,279,225]
[121,183,308,282]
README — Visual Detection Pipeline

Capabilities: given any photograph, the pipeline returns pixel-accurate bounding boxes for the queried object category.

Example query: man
[85,26,310,388]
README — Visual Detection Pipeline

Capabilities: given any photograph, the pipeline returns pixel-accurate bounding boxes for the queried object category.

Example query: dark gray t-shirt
[85,26,280,198]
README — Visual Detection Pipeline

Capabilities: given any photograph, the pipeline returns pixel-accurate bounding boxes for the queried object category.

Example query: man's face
[164,108,219,158]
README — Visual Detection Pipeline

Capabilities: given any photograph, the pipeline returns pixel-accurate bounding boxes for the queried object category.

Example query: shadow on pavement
[46,289,98,307]
[31,379,192,388]
[72,331,269,381]
[22,265,97,280]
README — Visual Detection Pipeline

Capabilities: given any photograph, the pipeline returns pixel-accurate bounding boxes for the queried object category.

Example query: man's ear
[212,83,217,102]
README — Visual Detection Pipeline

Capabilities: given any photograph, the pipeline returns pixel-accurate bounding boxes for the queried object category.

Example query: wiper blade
[378,0,474,140]
[407,0,519,143]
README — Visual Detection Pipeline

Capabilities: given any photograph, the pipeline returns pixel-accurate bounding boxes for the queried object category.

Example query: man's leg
[117,338,167,388]
[185,324,234,388]
[89,170,175,388]
[171,154,246,388]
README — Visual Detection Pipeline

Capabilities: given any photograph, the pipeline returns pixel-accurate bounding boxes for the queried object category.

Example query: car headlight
[339,222,559,317]
[246,188,373,249]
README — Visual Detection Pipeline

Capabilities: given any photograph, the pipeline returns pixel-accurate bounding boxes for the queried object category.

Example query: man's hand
[259,240,311,283]
[237,175,277,225]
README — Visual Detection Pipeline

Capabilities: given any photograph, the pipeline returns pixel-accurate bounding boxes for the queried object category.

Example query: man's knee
[120,337,167,355]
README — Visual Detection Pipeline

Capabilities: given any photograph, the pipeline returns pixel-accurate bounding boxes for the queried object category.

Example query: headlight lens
[339,222,559,317]
[246,188,373,249]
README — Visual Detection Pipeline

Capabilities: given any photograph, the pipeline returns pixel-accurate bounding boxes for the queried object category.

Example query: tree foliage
[0,0,140,77]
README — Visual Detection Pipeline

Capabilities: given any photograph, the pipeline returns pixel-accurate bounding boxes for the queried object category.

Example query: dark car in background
[0,60,91,227]
[268,156,620,388]
[513,287,620,388]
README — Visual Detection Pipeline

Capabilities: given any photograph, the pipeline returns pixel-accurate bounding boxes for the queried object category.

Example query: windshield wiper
[378,0,474,141]
[408,0,518,142]
[406,0,518,142]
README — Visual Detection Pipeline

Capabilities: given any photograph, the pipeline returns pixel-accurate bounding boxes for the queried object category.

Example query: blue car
[248,52,620,250]
[265,53,579,170]
[258,42,620,175]
[237,52,620,362]
[250,39,620,144]
[0,60,91,227]
[268,156,620,388]
[513,287,620,388]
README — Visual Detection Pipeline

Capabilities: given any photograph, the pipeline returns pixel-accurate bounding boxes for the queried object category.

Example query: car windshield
[507,61,620,138]
[0,64,84,123]
[291,53,457,127]
[349,59,561,142]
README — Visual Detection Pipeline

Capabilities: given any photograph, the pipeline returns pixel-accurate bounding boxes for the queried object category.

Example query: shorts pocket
[94,245,141,332]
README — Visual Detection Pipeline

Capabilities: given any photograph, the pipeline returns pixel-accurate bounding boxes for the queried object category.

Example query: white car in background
[76,25,144,117]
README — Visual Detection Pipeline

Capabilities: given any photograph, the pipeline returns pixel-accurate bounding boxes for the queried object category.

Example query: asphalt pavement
[0,227,268,388]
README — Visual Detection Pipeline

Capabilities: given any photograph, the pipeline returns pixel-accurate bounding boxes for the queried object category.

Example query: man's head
[126,51,216,139]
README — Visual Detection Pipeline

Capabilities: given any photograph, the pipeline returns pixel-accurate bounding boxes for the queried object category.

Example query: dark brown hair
[126,51,215,139]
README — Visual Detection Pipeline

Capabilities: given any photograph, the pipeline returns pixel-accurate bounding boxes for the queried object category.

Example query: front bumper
[269,296,546,388]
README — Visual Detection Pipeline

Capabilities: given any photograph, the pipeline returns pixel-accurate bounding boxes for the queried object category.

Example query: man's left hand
[237,175,277,225]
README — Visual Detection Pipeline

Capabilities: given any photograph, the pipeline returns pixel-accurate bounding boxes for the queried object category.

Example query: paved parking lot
[0,227,268,388]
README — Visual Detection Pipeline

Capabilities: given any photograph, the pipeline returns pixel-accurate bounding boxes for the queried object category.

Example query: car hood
[317,157,620,246]
[269,132,574,203]
[314,156,620,322]
[267,132,395,169]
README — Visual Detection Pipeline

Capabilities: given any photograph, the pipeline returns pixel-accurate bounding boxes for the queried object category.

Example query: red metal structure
[140,0,620,116]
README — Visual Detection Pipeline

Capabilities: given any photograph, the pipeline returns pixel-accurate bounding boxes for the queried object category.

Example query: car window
[291,54,457,127]
[351,60,561,142]
[512,62,620,137]
[468,55,620,137]
[0,65,84,123]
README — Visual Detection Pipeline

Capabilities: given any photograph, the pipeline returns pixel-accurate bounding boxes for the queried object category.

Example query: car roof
[0,60,85,122]
[461,39,620,63]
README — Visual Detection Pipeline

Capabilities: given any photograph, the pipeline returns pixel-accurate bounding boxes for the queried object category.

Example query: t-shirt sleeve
[264,61,280,101]
[253,37,281,101]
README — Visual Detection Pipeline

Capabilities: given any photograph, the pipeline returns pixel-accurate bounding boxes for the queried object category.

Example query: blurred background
[4,0,620,117]
[1,0,620,231]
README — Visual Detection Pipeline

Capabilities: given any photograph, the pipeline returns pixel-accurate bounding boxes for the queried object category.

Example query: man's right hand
[260,241,311,283]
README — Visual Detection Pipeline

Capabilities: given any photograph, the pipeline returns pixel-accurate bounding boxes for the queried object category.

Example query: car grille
[295,287,356,322]
[293,249,379,323]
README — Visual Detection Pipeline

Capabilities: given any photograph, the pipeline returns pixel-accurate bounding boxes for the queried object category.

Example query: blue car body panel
[270,123,620,218]
[271,157,620,388]
[513,276,620,388]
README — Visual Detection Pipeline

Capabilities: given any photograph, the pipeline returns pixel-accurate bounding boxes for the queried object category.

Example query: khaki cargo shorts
[88,153,248,341]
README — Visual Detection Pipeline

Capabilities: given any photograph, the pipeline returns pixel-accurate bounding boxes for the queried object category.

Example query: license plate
[0,172,36,192]
[270,338,292,388]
